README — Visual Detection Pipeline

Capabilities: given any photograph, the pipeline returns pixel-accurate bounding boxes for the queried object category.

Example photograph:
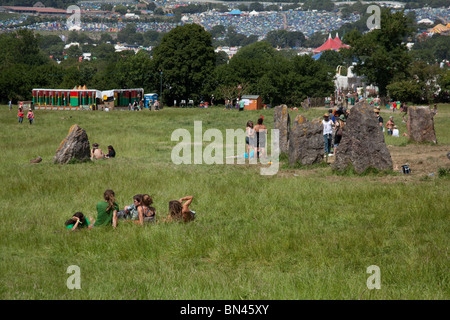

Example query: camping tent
[228,9,242,15]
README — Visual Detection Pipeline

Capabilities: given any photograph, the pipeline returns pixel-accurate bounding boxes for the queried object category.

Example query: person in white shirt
[322,113,334,157]
[392,125,399,137]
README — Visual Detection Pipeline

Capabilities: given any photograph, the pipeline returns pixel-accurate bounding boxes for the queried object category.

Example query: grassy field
[0,104,448,300]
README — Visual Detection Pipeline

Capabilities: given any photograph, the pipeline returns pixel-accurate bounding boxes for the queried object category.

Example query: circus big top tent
[313,33,350,54]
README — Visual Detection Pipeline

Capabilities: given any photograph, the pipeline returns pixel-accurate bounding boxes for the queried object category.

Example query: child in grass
[65,212,93,231]
[27,109,34,125]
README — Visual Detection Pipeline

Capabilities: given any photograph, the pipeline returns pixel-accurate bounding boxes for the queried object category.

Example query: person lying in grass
[65,212,93,231]
[164,195,195,223]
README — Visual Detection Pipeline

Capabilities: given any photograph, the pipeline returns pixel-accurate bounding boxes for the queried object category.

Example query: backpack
[401,165,411,174]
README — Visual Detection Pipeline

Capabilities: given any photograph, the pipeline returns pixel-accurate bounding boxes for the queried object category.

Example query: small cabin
[241,95,262,110]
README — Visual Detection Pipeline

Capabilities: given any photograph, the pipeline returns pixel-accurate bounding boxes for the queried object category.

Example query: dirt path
[279,143,450,181]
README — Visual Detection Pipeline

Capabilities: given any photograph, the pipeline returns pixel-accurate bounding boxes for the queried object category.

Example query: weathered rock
[289,116,324,166]
[407,106,437,144]
[332,100,393,173]
[273,105,290,154]
[53,124,91,164]
[30,156,42,163]
[292,114,307,130]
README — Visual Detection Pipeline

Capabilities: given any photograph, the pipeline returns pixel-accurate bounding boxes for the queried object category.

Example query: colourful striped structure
[33,89,99,110]
[32,88,144,110]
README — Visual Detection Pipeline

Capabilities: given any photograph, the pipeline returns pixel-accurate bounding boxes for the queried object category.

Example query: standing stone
[273,105,290,154]
[407,106,437,144]
[292,114,307,130]
[332,100,393,173]
[289,117,324,166]
[53,124,91,164]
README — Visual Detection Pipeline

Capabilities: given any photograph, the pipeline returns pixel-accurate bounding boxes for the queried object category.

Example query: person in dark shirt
[374,109,383,131]
[105,145,116,158]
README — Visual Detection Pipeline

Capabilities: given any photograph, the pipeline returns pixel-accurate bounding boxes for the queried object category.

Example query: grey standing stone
[273,105,290,154]
[332,100,393,173]
[407,106,437,144]
[53,124,91,164]
[289,116,324,166]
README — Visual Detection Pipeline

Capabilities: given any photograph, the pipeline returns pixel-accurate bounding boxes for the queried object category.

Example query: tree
[152,24,216,105]
[302,0,334,11]
[266,30,306,48]
[249,2,264,12]
[117,23,137,43]
[114,5,128,15]
[217,41,333,105]
[0,30,53,103]
[210,25,226,39]
[344,9,415,96]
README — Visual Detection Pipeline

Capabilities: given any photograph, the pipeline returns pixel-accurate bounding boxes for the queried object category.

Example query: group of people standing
[128,100,160,111]
[246,117,267,159]
[17,106,34,125]
[225,98,245,111]
[64,189,195,231]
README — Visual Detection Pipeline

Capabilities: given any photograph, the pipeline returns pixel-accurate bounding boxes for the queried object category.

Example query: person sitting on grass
[91,143,105,160]
[94,189,119,228]
[65,212,93,231]
[117,194,142,220]
[105,145,116,158]
[134,194,156,225]
[165,195,195,223]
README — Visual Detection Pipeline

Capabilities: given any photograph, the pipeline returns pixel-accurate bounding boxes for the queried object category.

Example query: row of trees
[0,25,334,106]
[1,9,449,105]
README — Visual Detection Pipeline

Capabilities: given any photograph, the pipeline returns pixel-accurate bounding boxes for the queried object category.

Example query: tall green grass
[0,105,449,299]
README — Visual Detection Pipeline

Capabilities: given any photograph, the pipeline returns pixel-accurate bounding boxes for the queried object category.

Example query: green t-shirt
[94,201,119,227]
[66,217,91,230]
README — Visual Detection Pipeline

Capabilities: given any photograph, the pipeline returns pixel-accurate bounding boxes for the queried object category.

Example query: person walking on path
[18,107,24,124]
[27,109,34,125]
